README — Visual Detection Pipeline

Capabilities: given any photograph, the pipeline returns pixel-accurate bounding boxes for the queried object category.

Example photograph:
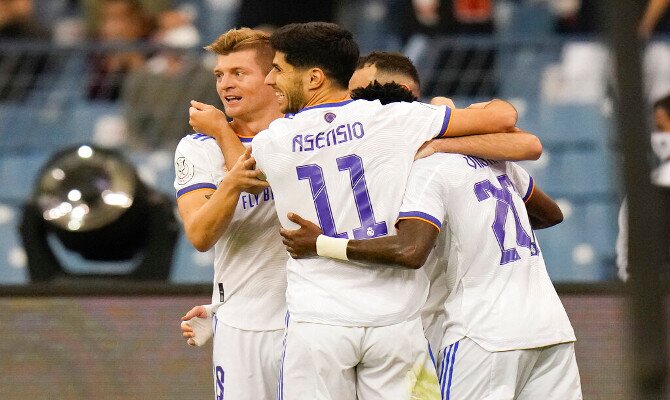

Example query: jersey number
[474,174,538,265]
[297,154,388,239]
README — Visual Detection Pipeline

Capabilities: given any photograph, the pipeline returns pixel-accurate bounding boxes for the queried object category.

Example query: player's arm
[525,185,563,229]
[281,213,438,269]
[639,0,670,38]
[416,128,542,161]
[178,148,268,251]
[189,100,246,170]
[443,99,518,137]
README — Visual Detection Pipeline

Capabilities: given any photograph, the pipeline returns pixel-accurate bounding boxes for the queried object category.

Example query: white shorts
[278,316,441,400]
[212,315,284,400]
[437,337,582,400]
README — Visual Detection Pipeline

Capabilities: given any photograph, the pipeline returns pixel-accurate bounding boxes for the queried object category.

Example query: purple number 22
[474,174,538,265]
[297,154,387,239]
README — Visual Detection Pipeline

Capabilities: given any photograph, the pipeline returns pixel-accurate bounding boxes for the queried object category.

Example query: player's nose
[264,70,275,85]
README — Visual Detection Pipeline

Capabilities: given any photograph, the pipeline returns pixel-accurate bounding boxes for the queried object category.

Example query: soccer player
[349,50,542,355]
[280,83,582,399]
[250,21,531,399]
[174,28,287,400]
[349,51,422,97]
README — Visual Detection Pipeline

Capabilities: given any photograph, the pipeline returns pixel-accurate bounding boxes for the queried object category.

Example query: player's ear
[306,68,326,89]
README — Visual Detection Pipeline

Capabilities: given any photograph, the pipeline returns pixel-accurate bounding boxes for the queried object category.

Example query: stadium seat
[0,151,52,204]
[70,101,122,146]
[0,203,29,284]
[537,199,617,282]
[170,234,213,284]
[536,148,615,199]
[538,104,609,148]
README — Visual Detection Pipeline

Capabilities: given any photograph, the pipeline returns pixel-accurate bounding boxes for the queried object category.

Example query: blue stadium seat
[0,103,79,152]
[0,204,29,284]
[170,234,213,284]
[537,200,617,282]
[70,101,121,145]
[538,104,610,148]
[498,2,554,36]
[0,152,52,204]
[539,148,615,198]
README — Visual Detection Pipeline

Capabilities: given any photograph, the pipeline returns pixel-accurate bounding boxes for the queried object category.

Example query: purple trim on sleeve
[397,211,442,230]
[176,182,217,198]
[238,137,253,143]
[523,176,534,202]
[435,106,452,138]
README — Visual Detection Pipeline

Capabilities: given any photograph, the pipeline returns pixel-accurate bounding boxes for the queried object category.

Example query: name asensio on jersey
[292,122,365,152]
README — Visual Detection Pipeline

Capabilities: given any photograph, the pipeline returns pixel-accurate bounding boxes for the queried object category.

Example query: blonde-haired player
[174,28,286,400]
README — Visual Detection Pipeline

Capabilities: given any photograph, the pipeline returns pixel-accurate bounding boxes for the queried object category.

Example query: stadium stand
[0,2,652,285]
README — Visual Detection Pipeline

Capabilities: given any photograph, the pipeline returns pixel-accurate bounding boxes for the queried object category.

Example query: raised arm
[189,100,246,170]
[281,213,439,269]
[416,129,542,161]
[444,99,518,137]
[525,185,563,229]
[178,148,268,251]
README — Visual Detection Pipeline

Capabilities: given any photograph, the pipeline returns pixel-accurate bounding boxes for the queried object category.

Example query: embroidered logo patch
[324,112,336,123]
[176,157,194,185]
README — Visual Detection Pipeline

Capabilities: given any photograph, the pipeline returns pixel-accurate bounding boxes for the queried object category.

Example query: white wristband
[181,316,213,347]
[316,234,350,261]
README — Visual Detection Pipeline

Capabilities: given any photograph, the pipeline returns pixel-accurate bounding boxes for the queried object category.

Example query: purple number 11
[297,154,388,239]
[474,174,538,265]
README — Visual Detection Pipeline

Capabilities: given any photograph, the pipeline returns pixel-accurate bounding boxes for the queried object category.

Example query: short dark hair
[350,81,418,105]
[270,22,359,89]
[357,51,420,87]
[654,93,670,114]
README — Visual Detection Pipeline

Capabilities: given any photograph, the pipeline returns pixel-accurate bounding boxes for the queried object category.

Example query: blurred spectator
[400,0,497,97]
[199,0,240,45]
[551,0,599,34]
[0,0,51,102]
[616,93,670,281]
[238,0,335,30]
[639,0,670,39]
[337,0,404,54]
[86,0,154,101]
[120,8,220,151]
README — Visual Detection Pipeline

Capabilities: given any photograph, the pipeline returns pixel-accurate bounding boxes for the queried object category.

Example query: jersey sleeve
[250,128,271,174]
[174,135,220,199]
[385,101,453,148]
[396,157,448,231]
[506,162,534,202]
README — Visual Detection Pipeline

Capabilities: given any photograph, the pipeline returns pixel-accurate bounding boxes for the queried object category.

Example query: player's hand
[223,147,269,192]
[180,305,209,346]
[430,96,456,108]
[466,100,494,109]
[189,100,232,141]
[280,212,323,258]
[414,140,436,160]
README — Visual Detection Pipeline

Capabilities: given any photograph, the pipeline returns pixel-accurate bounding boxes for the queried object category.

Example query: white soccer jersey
[174,133,287,331]
[252,99,453,326]
[398,153,576,352]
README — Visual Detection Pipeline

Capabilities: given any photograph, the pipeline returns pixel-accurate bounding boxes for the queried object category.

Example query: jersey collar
[295,99,354,114]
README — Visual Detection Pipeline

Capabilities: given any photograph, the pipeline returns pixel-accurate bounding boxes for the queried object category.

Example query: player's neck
[230,110,283,136]
[303,87,350,110]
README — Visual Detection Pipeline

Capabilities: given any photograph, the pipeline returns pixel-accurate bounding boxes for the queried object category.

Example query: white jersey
[398,153,575,351]
[252,99,453,326]
[174,133,287,331]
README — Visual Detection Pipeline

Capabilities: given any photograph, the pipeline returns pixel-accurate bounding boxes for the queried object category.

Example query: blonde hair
[205,28,274,74]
